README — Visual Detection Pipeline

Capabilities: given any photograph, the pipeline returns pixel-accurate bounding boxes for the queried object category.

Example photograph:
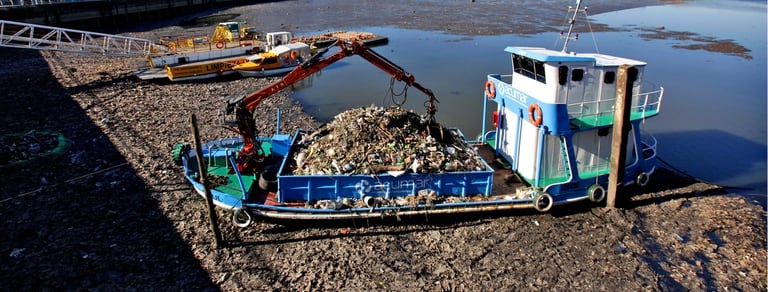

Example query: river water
[291,0,767,203]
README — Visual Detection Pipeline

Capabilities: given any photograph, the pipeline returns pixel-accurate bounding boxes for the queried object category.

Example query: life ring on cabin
[587,184,606,203]
[636,172,650,187]
[533,192,553,212]
[528,103,543,127]
[215,41,225,49]
[485,80,496,99]
[290,50,298,62]
[168,42,177,52]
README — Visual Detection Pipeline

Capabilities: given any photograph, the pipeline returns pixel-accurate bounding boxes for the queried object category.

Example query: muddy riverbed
[0,0,765,290]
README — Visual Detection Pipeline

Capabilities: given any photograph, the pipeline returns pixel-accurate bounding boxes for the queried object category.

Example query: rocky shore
[1,1,765,290]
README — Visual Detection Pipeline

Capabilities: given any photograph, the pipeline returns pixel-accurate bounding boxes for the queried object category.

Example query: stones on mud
[290,106,486,176]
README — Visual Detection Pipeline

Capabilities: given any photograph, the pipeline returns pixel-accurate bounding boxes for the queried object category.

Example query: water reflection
[291,1,767,200]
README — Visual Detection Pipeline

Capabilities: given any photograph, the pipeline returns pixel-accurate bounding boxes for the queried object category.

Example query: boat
[135,26,388,81]
[135,29,295,81]
[172,0,663,227]
[165,55,251,82]
[233,42,312,77]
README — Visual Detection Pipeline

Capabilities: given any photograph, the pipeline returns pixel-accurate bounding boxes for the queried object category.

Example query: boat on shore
[136,30,387,81]
[165,55,250,82]
[233,42,312,77]
[134,21,388,82]
[173,0,663,227]
[136,29,294,81]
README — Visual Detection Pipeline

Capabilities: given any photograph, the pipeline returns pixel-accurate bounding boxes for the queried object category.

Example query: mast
[561,0,583,53]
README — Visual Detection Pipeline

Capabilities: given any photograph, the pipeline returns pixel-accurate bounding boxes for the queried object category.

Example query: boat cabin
[240,42,310,70]
[484,46,663,198]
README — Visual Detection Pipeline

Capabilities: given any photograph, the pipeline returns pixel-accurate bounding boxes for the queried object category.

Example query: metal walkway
[0,19,167,56]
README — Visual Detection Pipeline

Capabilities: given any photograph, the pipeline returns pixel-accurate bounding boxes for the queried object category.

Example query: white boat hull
[235,65,298,77]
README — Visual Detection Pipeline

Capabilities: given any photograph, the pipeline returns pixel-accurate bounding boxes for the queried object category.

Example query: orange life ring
[485,80,496,99]
[168,42,177,52]
[290,50,298,61]
[215,41,225,49]
[528,103,543,127]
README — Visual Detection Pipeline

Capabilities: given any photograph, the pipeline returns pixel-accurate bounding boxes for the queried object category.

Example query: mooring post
[607,65,637,207]
[189,114,224,248]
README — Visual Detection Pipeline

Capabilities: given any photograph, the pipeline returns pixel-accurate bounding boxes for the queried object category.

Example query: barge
[173,0,663,227]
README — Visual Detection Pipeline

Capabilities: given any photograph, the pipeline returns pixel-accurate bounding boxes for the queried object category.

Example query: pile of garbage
[291,106,487,175]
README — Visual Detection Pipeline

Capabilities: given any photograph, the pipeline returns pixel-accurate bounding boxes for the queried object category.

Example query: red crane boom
[223,40,440,174]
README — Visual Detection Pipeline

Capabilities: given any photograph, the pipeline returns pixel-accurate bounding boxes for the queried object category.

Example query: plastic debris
[291,106,485,175]
[9,248,25,258]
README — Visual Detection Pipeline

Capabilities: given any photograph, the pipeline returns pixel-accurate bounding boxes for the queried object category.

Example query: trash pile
[291,106,487,175]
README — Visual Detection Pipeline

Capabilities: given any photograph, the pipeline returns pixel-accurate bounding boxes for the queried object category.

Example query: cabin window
[604,71,615,84]
[263,56,278,65]
[512,54,546,83]
[573,127,637,179]
[571,69,584,81]
[558,66,568,85]
[534,62,546,82]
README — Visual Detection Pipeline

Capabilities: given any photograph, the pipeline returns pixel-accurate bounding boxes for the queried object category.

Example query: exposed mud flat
[0,0,765,290]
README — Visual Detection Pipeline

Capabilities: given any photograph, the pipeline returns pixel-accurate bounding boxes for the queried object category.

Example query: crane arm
[224,40,440,174]
[225,41,354,114]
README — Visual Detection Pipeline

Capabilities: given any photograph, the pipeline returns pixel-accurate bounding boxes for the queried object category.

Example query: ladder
[0,19,167,56]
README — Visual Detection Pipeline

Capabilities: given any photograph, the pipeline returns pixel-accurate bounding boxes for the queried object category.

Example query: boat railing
[567,82,664,128]
[639,130,658,161]
[496,74,514,84]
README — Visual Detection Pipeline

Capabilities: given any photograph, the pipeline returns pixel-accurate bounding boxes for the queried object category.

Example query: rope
[0,162,131,204]
[582,9,600,54]
[386,77,408,107]
[656,156,752,191]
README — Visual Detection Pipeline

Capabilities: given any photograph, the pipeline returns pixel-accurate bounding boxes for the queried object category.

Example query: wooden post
[189,114,224,248]
[606,65,637,207]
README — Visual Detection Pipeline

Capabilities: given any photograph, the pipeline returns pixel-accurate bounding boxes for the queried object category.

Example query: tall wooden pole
[189,114,224,248]
[607,65,637,207]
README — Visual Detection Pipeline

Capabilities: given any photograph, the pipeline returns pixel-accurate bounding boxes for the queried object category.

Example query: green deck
[208,166,259,200]
[570,109,659,129]
[204,141,275,200]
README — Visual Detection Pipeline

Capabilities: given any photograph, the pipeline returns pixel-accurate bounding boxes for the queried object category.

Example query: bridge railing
[0,19,167,55]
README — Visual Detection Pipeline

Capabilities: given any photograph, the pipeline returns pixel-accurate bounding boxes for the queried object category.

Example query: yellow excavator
[210,21,259,43]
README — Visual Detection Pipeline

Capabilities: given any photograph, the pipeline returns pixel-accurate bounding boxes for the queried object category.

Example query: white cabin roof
[505,46,646,67]
[272,42,309,54]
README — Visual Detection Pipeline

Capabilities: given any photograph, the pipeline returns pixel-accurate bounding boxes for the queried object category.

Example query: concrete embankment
[0,0,278,32]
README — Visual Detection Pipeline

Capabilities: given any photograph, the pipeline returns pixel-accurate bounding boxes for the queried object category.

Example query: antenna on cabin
[560,0,587,53]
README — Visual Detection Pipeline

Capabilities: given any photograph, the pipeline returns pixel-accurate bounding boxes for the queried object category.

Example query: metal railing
[567,82,664,127]
[0,19,166,56]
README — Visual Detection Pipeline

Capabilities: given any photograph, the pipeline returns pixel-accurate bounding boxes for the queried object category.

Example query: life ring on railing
[485,80,496,99]
[587,184,606,202]
[636,172,650,187]
[290,50,298,62]
[215,41,225,49]
[528,103,543,127]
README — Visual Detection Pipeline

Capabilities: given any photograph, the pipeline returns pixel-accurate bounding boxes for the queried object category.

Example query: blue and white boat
[173,0,663,227]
